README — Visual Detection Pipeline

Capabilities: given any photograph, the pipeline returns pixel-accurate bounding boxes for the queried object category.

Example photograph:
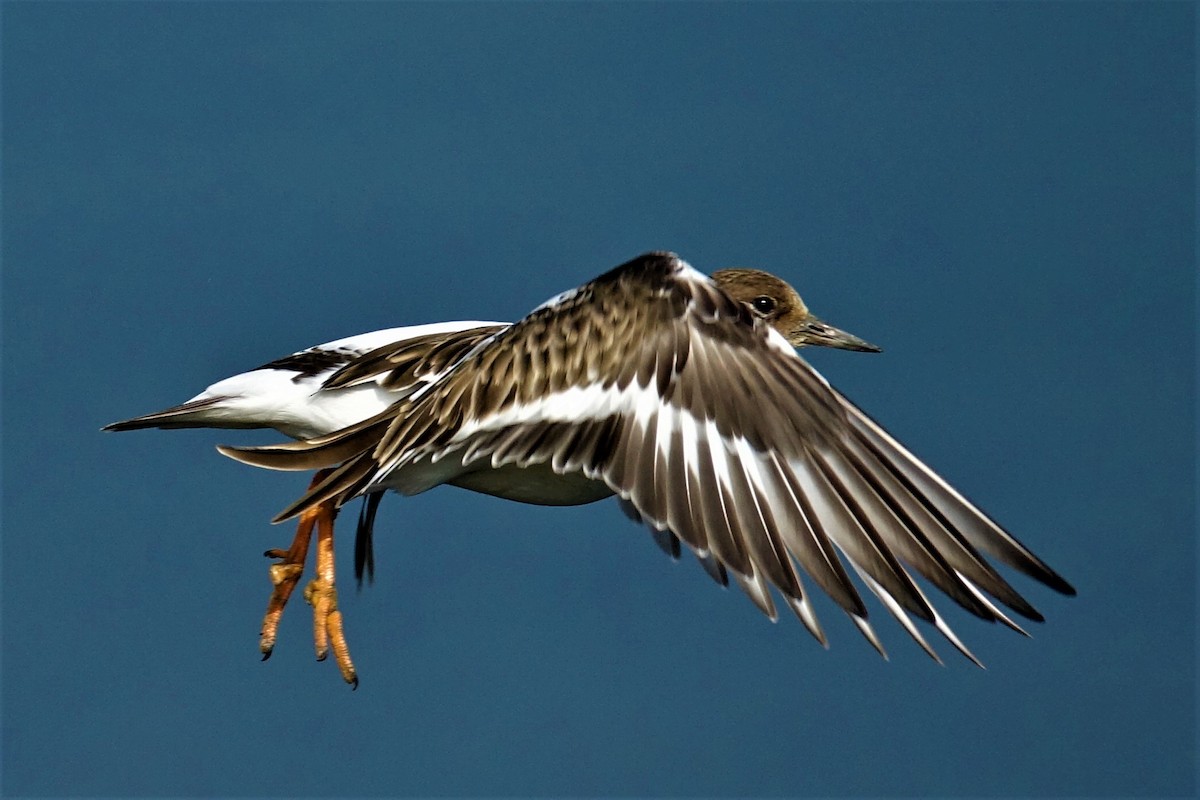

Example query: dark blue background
[3,3,1193,796]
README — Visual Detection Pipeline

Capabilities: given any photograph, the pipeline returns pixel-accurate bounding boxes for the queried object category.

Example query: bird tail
[102,397,238,432]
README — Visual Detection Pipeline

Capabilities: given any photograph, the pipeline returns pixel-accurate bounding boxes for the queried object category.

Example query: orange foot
[260,468,358,689]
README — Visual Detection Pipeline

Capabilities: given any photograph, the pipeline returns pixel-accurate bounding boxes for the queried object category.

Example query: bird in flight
[106,251,1074,687]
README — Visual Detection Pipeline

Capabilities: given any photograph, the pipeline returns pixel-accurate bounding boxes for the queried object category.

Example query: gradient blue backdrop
[3,3,1194,797]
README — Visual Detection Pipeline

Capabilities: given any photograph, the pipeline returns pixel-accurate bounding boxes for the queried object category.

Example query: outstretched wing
[225,252,1074,663]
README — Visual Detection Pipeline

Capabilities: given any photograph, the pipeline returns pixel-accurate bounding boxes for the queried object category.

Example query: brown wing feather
[322,325,507,391]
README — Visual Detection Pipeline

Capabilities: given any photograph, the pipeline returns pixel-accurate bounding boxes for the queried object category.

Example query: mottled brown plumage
[221,251,1073,666]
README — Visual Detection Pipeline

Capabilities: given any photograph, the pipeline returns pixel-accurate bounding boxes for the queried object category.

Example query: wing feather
[840,394,1075,597]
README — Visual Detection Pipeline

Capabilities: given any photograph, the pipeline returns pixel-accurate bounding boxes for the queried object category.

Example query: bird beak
[795,317,881,352]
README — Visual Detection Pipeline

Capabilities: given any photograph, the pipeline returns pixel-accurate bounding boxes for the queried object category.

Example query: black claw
[261,650,273,662]
[350,676,359,691]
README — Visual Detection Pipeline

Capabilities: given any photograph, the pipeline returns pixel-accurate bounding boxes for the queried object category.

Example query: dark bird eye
[752,295,777,315]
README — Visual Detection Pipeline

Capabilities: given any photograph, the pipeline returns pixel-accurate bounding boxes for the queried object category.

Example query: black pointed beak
[798,318,881,352]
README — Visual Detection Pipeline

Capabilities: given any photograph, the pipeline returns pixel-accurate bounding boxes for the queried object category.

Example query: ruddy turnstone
[213,251,1074,684]
[104,320,506,686]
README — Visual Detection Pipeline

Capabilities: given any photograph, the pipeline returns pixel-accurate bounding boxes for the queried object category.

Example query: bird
[104,320,507,686]
[208,250,1074,684]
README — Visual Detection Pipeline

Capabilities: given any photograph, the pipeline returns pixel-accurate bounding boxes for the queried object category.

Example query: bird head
[712,268,881,352]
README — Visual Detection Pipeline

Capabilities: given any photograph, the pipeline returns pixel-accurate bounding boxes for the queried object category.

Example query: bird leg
[304,499,358,688]
[259,471,326,661]
[259,467,358,688]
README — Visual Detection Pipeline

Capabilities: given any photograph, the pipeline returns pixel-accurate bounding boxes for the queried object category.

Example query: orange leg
[259,468,357,687]
[304,500,358,688]
[259,471,325,660]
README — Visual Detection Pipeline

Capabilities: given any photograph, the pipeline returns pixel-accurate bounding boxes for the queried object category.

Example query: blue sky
[3,3,1194,796]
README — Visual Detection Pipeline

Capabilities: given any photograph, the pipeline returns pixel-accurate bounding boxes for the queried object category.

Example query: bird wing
[320,324,509,391]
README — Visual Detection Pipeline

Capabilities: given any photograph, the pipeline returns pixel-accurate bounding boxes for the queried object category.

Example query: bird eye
[751,295,777,315]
